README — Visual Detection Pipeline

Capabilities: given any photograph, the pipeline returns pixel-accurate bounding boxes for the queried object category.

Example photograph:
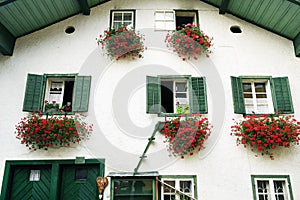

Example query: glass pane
[180,180,192,193]
[113,13,122,21]
[258,194,269,200]
[123,13,132,21]
[176,82,187,92]
[243,83,252,92]
[164,195,176,200]
[29,170,40,181]
[274,181,284,193]
[113,22,122,29]
[114,180,153,195]
[165,11,174,20]
[255,83,266,92]
[155,12,165,20]
[244,93,253,98]
[163,181,175,193]
[176,93,187,98]
[165,21,175,30]
[155,21,165,29]
[256,94,267,98]
[75,168,87,181]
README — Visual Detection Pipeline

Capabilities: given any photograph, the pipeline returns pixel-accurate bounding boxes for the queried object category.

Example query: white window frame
[161,178,195,200]
[253,177,291,200]
[111,11,134,30]
[154,10,175,30]
[44,77,75,111]
[160,78,189,114]
[242,79,274,114]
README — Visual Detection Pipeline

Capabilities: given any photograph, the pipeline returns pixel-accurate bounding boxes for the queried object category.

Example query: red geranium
[160,114,212,158]
[97,25,145,60]
[231,113,300,159]
[165,24,213,60]
[15,112,93,150]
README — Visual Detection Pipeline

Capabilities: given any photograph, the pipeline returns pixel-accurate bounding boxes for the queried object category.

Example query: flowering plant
[44,100,59,112]
[160,114,211,158]
[15,112,93,150]
[231,114,300,159]
[165,24,213,60]
[97,25,145,60]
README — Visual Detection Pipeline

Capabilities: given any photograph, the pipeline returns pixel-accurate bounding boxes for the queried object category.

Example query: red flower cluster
[97,25,145,60]
[231,114,300,159]
[165,24,213,60]
[160,114,211,158]
[15,112,93,150]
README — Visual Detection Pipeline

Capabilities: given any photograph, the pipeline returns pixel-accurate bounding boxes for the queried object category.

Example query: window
[154,10,198,30]
[110,10,135,30]
[146,76,207,115]
[231,76,293,114]
[160,175,197,200]
[23,74,91,112]
[111,177,156,200]
[251,175,294,200]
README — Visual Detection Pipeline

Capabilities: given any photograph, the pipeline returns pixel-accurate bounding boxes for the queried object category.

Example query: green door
[60,164,100,200]
[9,165,51,200]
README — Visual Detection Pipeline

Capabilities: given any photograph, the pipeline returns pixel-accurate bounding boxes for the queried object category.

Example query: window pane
[114,180,153,195]
[164,195,176,200]
[244,93,253,98]
[155,12,165,20]
[255,83,266,92]
[243,83,252,92]
[165,22,175,30]
[113,22,122,29]
[113,13,122,21]
[165,12,174,20]
[180,180,192,193]
[75,168,87,181]
[257,180,270,200]
[176,82,187,92]
[163,181,175,193]
[176,93,187,98]
[274,181,286,200]
[123,13,132,21]
[256,94,267,98]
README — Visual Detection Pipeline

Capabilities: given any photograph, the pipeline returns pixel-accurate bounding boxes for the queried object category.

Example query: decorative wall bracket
[96,176,108,199]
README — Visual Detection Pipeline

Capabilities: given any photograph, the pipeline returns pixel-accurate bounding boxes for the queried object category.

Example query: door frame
[0,159,105,200]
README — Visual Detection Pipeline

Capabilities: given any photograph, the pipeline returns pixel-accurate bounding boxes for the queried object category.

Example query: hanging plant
[15,112,93,150]
[97,25,145,60]
[165,24,213,61]
[231,113,300,159]
[160,114,212,158]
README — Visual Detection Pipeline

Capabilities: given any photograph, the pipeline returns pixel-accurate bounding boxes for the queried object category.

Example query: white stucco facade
[0,0,300,199]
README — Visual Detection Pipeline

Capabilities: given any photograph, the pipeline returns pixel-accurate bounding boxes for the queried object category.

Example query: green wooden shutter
[230,76,246,114]
[72,76,91,112]
[146,76,161,114]
[271,77,294,114]
[189,77,208,114]
[22,74,44,112]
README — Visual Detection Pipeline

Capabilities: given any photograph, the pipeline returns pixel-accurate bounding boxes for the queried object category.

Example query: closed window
[160,176,197,200]
[111,10,135,30]
[231,76,293,114]
[146,76,207,115]
[252,175,293,200]
[23,74,91,113]
[154,10,198,30]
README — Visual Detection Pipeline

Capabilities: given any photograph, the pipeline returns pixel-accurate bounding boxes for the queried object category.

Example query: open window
[22,74,91,113]
[146,75,207,115]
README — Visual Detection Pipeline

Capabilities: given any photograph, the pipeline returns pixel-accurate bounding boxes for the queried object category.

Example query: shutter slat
[230,76,246,114]
[72,76,91,112]
[146,76,161,114]
[22,74,44,112]
[272,77,294,114]
[190,77,208,114]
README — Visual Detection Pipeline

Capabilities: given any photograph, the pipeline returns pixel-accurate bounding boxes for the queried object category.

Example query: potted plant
[160,114,212,158]
[44,100,60,112]
[231,113,300,159]
[97,25,145,60]
[165,24,213,60]
[15,112,93,150]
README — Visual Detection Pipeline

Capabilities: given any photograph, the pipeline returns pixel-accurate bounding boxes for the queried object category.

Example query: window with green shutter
[231,76,294,114]
[23,74,91,113]
[146,75,208,115]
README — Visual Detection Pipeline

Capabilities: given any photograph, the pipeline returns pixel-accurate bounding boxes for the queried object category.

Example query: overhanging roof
[0,0,110,55]
[0,0,299,56]
[201,0,300,57]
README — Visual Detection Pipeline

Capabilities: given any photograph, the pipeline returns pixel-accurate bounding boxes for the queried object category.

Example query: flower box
[97,25,145,60]
[160,114,211,158]
[231,113,300,159]
[165,24,213,60]
[15,112,93,150]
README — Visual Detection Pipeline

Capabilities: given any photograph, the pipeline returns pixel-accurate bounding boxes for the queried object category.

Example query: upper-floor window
[146,75,207,115]
[251,175,293,200]
[154,10,198,30]
[110,10,135,30]
[231,76,293,114]
[22,74,91,113]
